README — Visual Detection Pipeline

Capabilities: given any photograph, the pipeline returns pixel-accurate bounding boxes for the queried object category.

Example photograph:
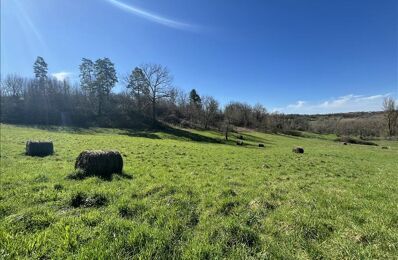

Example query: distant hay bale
[75,150,123,177]
[236,140,244,146]
[258,143,265,148]
[292,147,304,153]
[26,141,53,156]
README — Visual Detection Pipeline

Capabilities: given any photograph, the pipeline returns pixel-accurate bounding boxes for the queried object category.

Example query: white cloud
[52,72,72,81]
[274,93,393,114]
[287,100,306,109]
[105,0,199,32]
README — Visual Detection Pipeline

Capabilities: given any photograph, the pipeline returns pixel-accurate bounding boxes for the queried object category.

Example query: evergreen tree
[79,58,95,94]
[79,57,118,115]
[33,56,48,81]
[189,89,201,106]
[127,67,149,110]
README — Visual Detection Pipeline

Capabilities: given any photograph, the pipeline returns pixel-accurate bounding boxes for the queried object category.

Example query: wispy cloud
[52,72,72,81]
[105,0,199,31]
[273,94,393,114]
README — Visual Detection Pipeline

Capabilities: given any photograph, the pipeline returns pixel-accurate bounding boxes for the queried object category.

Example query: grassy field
[0,123,397,259]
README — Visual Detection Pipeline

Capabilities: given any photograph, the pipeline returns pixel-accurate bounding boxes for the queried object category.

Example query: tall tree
[79,58,95,94]
[127,67,149,111]
[202,96,219,129]
[253,103,267,128]
[383,97,398,136]
[94,58,118,115]
[188,89,202,123]
[33,56,48,81]
[79,58,118,115]
[33,56,50,124]
[139,64,173,123]
[189,89,201,106]
[223,103,235,140]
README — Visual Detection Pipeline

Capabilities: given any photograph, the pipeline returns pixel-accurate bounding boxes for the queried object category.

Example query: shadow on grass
[121,131,161,139]
[119,124,222,144]
[16,122,283,147]
[276,133,300,140]
[238,133,275,145]
[31,125,96,135]
[161,125,222,143]
[28,122,221,144]
[67,170,133,182]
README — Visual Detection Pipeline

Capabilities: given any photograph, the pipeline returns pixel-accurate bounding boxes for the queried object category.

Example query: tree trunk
[98,97,102,116]
[225,123,229,140]
[152,98,156,124]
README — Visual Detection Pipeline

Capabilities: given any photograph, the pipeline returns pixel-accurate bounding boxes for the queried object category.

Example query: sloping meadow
[0,124,397,259]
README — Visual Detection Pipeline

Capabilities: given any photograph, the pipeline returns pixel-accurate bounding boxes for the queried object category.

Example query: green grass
[0,123,397,259]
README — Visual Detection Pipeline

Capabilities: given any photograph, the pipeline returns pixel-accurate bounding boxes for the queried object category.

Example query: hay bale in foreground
[26,141,53,156]
[75,150,123,177]
[292,147,304,153]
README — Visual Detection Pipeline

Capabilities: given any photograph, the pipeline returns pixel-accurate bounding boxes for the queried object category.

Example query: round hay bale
[258,143,265,148]
[75,150,123,177]
[292,147,304,153]
[26,141,53,157]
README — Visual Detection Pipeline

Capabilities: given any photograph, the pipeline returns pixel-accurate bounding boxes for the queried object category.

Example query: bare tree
[252,103,267,128]
[223,103,236,140]
[202,95,219,129]
[383,97,398,136]
[1,74,24,97]
[139,64,173,123]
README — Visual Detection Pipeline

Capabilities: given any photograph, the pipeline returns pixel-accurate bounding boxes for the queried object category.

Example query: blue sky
[1,0,397,114]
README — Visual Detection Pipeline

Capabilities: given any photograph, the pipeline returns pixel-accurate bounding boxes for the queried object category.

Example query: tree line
[1,56,397,138]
